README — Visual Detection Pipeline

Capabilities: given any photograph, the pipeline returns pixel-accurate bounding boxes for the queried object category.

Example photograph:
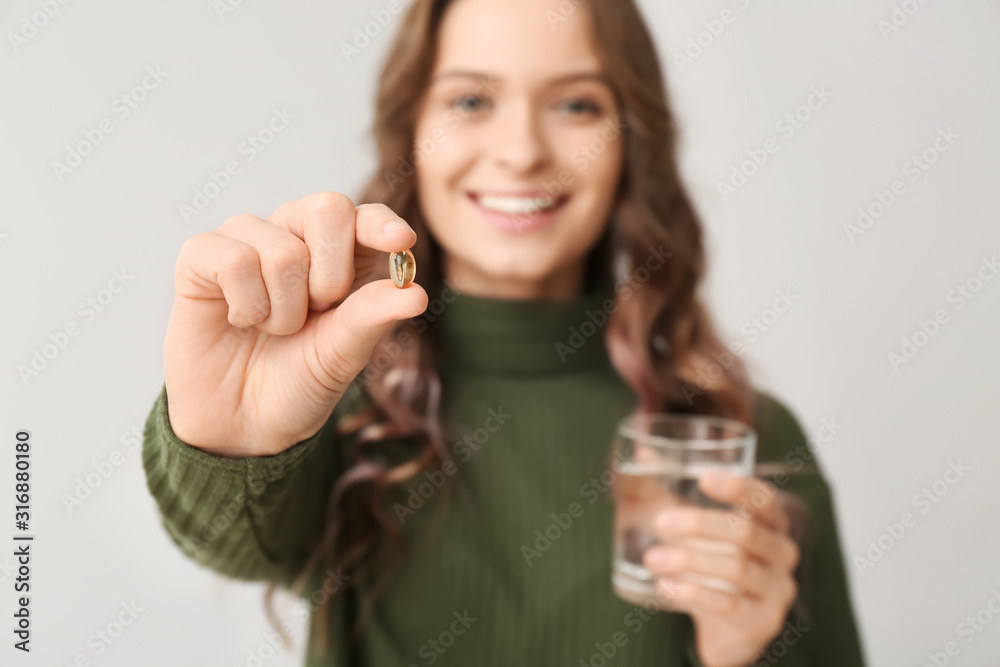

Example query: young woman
[142,0,866,665]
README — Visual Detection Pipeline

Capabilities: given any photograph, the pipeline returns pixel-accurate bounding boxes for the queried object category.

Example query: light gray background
[2,1,998,665]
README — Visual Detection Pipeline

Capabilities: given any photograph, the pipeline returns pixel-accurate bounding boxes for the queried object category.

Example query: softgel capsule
[389,249,416,288]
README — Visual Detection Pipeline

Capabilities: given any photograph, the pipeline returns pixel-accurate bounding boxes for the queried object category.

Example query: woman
[141,0,866,665]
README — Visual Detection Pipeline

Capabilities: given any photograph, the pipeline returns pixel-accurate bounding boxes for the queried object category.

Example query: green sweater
[142,277,866,666]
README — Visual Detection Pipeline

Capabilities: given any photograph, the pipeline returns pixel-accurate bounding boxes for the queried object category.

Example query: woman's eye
[450,95,486,112]
[560,99,602,115]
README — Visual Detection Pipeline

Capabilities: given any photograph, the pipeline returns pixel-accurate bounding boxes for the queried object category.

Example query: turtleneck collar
[427,275,617,377]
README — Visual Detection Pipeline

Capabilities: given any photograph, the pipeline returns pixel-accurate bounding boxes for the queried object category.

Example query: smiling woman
[140,0,867,666]
[413,1,625,300]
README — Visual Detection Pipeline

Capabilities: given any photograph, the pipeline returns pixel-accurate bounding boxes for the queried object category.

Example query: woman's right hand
[162,192,428,458]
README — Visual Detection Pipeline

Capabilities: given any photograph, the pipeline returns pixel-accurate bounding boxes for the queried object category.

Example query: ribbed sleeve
[141,380,364,592]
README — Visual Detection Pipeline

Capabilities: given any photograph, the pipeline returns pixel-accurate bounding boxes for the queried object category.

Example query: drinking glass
[609,412,757,610]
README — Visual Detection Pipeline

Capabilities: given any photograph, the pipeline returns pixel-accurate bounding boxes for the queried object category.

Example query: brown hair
[265,0,755,657]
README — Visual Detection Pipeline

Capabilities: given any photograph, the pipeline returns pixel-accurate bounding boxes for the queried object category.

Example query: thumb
[311,279,428,390]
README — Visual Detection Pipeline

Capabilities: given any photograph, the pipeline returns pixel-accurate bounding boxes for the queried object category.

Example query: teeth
[476,194,558,215]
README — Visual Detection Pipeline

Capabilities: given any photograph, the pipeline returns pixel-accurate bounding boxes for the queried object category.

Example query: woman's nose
[487,100,551,174]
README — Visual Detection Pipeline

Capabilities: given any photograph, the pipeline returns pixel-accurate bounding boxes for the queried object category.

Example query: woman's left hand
[642,471,801,667]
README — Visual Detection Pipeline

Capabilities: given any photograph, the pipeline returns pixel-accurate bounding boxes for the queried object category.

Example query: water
[611,460,744,608]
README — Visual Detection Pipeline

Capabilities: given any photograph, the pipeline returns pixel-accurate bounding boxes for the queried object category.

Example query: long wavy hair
[264,0,756,657]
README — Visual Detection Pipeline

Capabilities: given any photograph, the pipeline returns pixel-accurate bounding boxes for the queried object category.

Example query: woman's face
[414,0,624,300]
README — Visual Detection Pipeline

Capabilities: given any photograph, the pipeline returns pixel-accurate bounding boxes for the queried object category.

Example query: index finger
[267,192,416,310]
[698,471,790,535]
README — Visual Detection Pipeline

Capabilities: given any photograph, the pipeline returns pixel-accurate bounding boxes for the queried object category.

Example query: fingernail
[703,470,727,490]
[659,576,683,600]
[383,220,412,233]
[657,510,678,530]
[646,549,674,569]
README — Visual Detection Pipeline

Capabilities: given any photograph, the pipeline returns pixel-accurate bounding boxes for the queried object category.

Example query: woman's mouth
[466,191,569,233]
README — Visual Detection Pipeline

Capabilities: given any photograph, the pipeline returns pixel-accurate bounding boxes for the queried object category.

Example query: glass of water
[609,412,757,610]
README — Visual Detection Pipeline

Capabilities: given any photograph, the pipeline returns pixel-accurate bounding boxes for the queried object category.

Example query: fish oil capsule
[389,249,416,288]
